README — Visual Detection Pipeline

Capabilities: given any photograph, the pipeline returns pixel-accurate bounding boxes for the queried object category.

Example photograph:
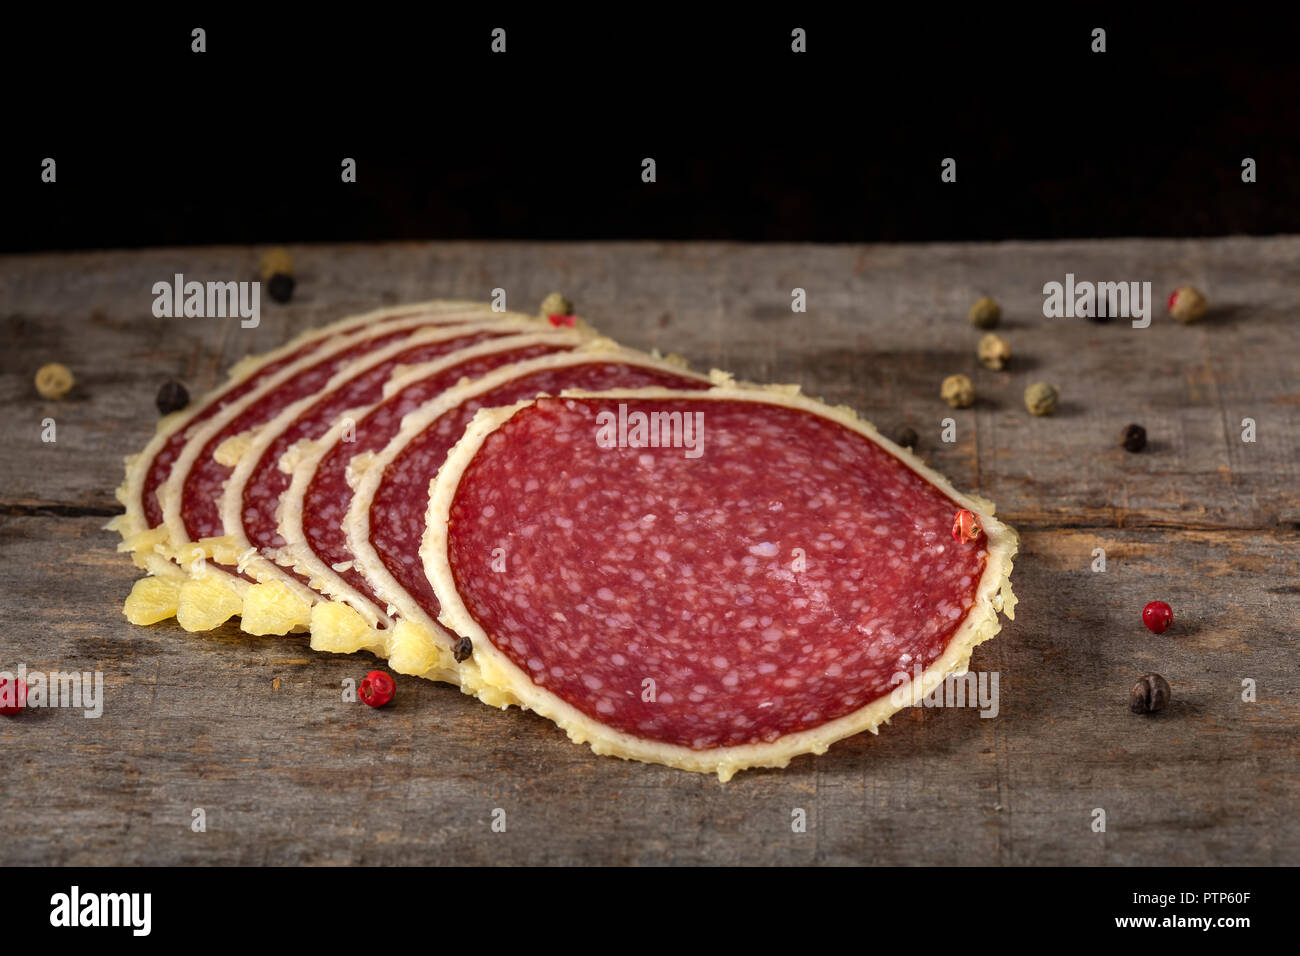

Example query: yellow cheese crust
[420,381,1019,781]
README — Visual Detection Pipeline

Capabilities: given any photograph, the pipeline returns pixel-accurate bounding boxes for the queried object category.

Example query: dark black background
[3,8,1298,251]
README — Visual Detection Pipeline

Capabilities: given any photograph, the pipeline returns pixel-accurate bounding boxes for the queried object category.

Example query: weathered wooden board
[0,239,1296,865]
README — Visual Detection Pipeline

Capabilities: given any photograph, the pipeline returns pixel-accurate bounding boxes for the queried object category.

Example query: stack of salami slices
[113,299,1018,780]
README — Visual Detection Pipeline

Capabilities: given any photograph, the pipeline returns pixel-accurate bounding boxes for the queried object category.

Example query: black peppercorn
[1122,423,1147,453]
[267,273,295,303]
[1129,673,1171,714]
[452,636,473,662]
[893,426,918,449]
[156,380,190,415]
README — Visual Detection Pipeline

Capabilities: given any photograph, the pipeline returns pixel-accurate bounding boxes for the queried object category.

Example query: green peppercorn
[969,296,1001,330]
[941,374,975,409]
[1024,382,1059,416]
[1168,286,1208,324]
[34,363,75,400]
[977,333,1010,370]
[540,292,574,318]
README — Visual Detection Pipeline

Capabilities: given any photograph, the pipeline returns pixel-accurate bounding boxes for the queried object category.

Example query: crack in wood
[1004,514,1300,534]
[2,502,124,518]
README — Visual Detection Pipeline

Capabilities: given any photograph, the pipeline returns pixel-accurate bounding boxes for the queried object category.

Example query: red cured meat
[180,326,501,552]
[246,341,571,587]
[300,346,596,608]
[365,365,708,622]
[444,397,988,751]
[142,339,318,528]
[139,309,429,529]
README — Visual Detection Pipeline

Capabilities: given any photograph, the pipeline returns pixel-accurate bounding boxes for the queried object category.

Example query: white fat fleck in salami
[239,331,515,551]
[352,356,708,636]
[338,347,710,679]
[286,343,592,613]
[227,330,588,623]
[423,386,1018,780]
[155,308,545,583]
[182,328,475,553]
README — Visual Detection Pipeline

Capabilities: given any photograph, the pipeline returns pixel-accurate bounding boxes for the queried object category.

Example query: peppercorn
[968,296,1000,330]
[892,425,919,449]
[258,247,293,281]
[1024,382,1058,416]
[156,380,190,416]
[34,363,75,400]
[1122,423,1147,453]
[1167,286,1208,324]
[540,292,574,318]
[1129,673,1171,715]
[267,273,295,304]
[452,636,473,662]
[1142,600,1173,634]
[358,670,396,708]
[941,374,975,408]
[977,333,1010,370]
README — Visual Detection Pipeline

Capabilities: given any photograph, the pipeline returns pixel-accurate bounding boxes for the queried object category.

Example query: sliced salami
[111,301,502,581]
[216,327,591,636]
[332,347,709,694]
[422,385,1018,780]
[126,307,552,631]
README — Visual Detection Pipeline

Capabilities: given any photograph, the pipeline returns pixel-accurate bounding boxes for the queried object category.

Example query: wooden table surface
[1,239,1296,866]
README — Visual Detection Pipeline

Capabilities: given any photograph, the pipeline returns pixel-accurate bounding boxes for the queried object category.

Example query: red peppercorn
[0,676,27,716]
[358,670,396,708]
[547,313,576,328]
[1142,601,1173,634]
[952,509,982,544]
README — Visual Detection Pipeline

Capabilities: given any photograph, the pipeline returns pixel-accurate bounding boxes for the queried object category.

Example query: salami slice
[123,305,551,630]
[216,327,591,636]
[111,301,503,582]
[331,347,710,696]
[421,384,1018,780]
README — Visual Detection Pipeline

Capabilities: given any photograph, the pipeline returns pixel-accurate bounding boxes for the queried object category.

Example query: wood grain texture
[0,239,1296,865]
